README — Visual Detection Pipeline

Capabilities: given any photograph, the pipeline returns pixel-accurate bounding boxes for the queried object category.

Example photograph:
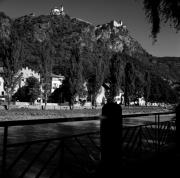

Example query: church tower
[50,1,65,16]
[59,4,65,15]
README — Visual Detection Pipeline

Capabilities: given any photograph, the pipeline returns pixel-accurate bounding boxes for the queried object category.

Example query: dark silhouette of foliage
[0,24,23,104]
[12,86,28,102]
[48,87,63,103]
[26,76,41,103]
[144,71,151,104]
[108,54,122,103]
[32,41,54,108]
[142,0,180,40]
[62,46,84,109]
[124,62,135,106]
[13,76,40,103]
[133,75,144,102]
[149,74,178,103]
[87,45,109,106]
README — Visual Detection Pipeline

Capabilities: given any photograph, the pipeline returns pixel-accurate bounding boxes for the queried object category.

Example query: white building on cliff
[50,5,65,16]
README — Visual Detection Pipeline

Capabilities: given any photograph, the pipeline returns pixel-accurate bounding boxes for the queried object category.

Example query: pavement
[121,143,180,178]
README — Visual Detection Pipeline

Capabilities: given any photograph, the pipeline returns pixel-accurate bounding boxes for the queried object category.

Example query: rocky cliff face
[95,20,149,58]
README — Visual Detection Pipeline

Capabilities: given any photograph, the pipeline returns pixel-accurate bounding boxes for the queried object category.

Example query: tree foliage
[0,26,23,103]
[142,0,180,40]
[124,62,135,105]
[61,46,84,108]
[32,41,54,108]
[13,76,40,103]
[149,74,178,104]
[143,71,151,104]
[87,45,109,106]
[108,53,122,102]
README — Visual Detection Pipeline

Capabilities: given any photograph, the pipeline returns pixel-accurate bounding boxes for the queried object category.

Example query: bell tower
[50,0,65,16]
[59,0,65,15]
[59,4,65,15]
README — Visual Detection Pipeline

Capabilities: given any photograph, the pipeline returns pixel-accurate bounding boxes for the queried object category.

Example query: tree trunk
[6,92,11,110]
[44,93,47,110]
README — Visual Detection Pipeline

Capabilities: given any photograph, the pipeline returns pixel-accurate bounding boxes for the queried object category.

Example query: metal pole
[155,114,157,151]
[139,126,142,157]
[59,140,64,178]
[157,114,160,152]
[176,104,180,152]
[2,126,8,177]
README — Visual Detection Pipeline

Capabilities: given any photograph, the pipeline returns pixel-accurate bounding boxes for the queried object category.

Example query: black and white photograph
[0,0,180,177]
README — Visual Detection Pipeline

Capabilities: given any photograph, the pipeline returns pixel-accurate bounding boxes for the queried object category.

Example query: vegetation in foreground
[0,105,172,121]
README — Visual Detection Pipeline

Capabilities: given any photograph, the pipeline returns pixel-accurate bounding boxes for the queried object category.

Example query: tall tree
[124,62,135,106]
[87,45,108,106]
[108,54,122,103]
[63,46,84,109]
[0,26,23,106]
[133,75,144,103]
[33,41,54,109]
[143,71,151,105]
[26,76,41,104]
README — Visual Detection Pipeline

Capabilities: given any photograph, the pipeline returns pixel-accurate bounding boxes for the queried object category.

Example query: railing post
[59,139,64,178]
[157,114,160,152]
[2,126,8,178]
[155,114,157,151]
[176,104,180,152]
[154,114,160,152]
[139,126,142,155]
[100,103,122,177]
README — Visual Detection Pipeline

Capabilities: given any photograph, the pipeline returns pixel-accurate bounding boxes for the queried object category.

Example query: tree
[0,30,23,106]
[124,62,135,106]
[149,74,161,103]
[141,0,180,40]
[26,76,41,103]
[133,75,144,103]
[63,46,84,109]
[12,76,41,103]
[143,71,151,105]
[148,74,178,104]
[33,41,54,109]
[87,45,109,107]
[108,54,122,103]
[12,86,28,102]
[48,87,62,103]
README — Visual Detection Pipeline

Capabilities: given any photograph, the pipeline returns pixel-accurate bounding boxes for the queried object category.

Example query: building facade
[0,67,65,100]
[51,74,65,93]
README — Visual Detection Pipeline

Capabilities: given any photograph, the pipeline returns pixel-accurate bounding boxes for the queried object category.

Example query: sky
[0,0,180,57]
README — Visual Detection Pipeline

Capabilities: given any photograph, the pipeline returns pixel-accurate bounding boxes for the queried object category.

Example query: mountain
[0,12,179,84]
[0,12,151,55]
[149,57,180,83]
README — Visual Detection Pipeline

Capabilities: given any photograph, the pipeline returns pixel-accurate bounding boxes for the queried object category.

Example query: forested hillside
[0,12,179,105]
